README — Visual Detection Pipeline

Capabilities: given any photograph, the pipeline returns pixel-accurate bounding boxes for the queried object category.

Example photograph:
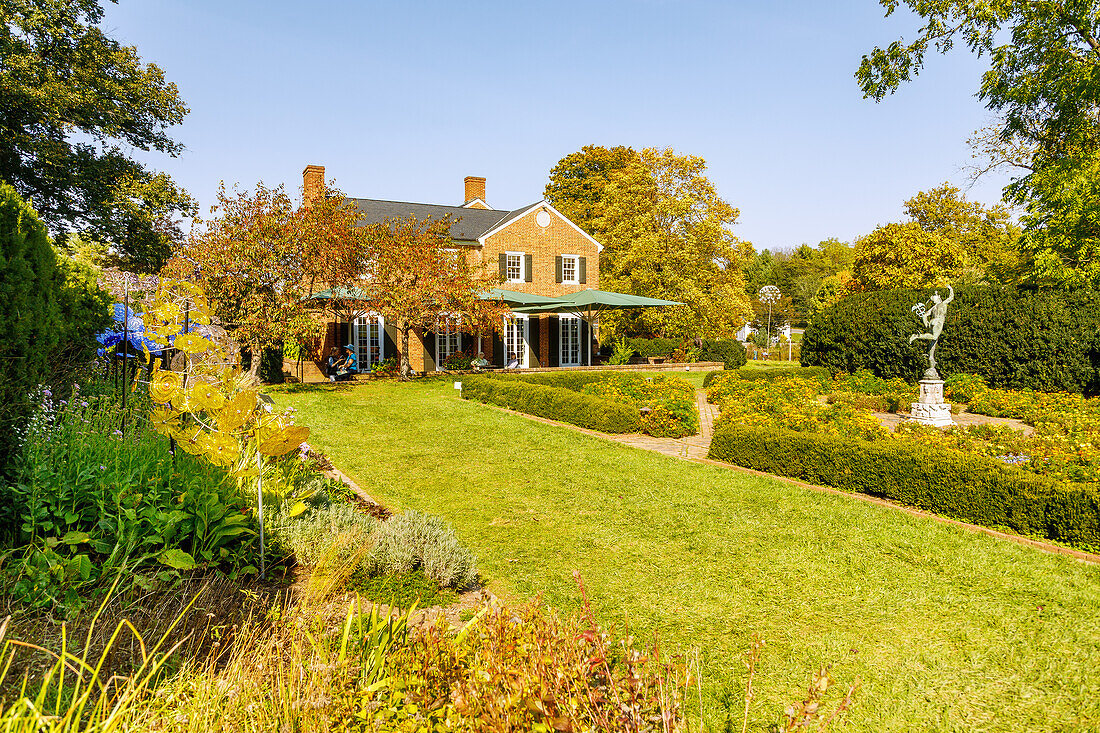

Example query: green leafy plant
[608,336,634,365]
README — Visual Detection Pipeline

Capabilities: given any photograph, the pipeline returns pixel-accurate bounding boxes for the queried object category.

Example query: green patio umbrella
[515,288,682,365]
[308,286,370,302]
[478,288,564,306]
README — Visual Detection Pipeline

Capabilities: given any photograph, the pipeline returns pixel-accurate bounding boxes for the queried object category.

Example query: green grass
[351,569,457,609]
[272,380,1100,732]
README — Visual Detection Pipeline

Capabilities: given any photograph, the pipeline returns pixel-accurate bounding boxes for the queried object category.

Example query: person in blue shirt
[331,345,358,382]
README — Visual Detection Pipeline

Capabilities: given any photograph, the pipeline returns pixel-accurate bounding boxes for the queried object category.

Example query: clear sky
[102,0,1014,253]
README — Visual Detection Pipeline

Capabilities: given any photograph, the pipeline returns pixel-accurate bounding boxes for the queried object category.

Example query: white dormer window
[506,252,524,283]
[561,255,578,284]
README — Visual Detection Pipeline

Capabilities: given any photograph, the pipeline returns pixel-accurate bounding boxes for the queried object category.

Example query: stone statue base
[908,379,954,428]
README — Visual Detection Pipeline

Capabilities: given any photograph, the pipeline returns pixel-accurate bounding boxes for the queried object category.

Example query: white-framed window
[561,255,579,284]
[435,314,461,370]
[506,252,524,283]
[559,316,581,366]
[503,314,528,368]
[352,313,384,369]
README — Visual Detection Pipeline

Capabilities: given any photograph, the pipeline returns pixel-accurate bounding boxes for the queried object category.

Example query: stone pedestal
[908,379,954,428]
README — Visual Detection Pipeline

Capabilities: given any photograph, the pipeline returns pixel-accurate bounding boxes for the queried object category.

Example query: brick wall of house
[481,206,600,298]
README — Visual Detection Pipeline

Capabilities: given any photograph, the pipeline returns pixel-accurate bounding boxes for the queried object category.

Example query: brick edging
[467,399,1100,566]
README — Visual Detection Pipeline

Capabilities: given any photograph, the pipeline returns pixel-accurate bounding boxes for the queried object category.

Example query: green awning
[309,287,369,300]
[512,288,681,315]
[478,288,563,306]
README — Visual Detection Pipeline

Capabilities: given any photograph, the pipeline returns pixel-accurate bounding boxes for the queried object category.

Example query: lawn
[273,379,1100,732]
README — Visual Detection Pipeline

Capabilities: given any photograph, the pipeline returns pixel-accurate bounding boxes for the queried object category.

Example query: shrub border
[707,423,1100,549]
[460,376,642,434]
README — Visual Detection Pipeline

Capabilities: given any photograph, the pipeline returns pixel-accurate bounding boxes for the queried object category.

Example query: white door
[435,315,461,371]
[352,314,384,369]
[559,316,581,366]
[503,315,528,368]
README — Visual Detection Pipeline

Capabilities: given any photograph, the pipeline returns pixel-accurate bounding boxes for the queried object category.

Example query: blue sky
[103,0,1013,253]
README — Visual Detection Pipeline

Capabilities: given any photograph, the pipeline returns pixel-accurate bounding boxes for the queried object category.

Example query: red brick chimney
[303,165,325,206]
[464,176,486,205]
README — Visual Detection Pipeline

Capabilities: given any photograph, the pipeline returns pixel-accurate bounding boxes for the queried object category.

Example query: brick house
[306,165,603,371]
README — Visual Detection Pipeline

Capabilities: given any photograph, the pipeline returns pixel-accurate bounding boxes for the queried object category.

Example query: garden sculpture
[909,284,954,380]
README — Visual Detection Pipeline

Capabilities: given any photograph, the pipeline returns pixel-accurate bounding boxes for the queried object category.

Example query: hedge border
[707,423,1100,548]
[460,376,642,434]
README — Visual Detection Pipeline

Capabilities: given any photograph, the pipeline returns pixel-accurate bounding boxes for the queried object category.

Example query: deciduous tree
[857,0,1100,287]
[166,183,310,378]
[903,182,1022,283]
[1,0,194,271]
[547,146,753,340]
[849,222,969,291]
[544,145,638,240]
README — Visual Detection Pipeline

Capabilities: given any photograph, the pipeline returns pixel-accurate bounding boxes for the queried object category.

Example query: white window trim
[560,254,580,285]
[351,313,385,369]
[559,315,581,366]
[503,312,530,368]
[435,314,462,371]
[505,250,526,284]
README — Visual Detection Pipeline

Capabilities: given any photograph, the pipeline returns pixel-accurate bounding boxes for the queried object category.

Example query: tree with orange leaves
[166,181,367,377]
[361,215,507,380]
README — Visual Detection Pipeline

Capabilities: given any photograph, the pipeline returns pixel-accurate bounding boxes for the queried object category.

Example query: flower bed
[704,369,1100,547]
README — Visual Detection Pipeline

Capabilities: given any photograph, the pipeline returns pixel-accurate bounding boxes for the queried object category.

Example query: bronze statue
[909,284,954,380]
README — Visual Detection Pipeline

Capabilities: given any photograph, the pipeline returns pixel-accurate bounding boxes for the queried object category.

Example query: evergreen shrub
[802,286,1100,394]
[0,184,61,469]
[707,423,1100,547]
[626,337,679,358]
[698,339,747,369]
[461,376,642,433]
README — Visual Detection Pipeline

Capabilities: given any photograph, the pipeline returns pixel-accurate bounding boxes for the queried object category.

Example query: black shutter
[555,255,563,283]
[493,332,504,366]
[579,257,587,284]
[424,328,437,372]
[383,322,398,361]
[528,316,540,367]
[498,252,507,279]
[524,254,533,282]
[582,320,592,365]
[549,316,560,367]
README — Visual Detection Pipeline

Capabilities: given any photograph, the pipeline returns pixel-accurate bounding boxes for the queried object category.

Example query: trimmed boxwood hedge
[485,372,612,392]
[801,286,1100,394]
[626,337,679,358]
[698,339,747,369]
[707,423,1100,548]
[702,366,831,389]
[461,376,642,433]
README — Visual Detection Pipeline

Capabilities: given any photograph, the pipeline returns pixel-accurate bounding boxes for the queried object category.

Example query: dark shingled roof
[349,198,537,242]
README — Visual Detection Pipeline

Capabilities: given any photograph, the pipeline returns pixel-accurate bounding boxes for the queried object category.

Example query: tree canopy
[857,0,1100,287]
[1,0,193,272]
[544,145,636,241]
[848,183,1023,292]
[545,145,753,340]
[165,181,369,377]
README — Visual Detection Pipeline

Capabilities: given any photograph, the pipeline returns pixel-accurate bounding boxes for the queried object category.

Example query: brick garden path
[611,389,717,460]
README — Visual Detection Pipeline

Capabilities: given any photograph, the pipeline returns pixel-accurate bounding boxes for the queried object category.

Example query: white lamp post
[758,285,781,357]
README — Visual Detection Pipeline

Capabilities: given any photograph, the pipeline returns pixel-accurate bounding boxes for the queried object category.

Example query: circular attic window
[536,210,551,228]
